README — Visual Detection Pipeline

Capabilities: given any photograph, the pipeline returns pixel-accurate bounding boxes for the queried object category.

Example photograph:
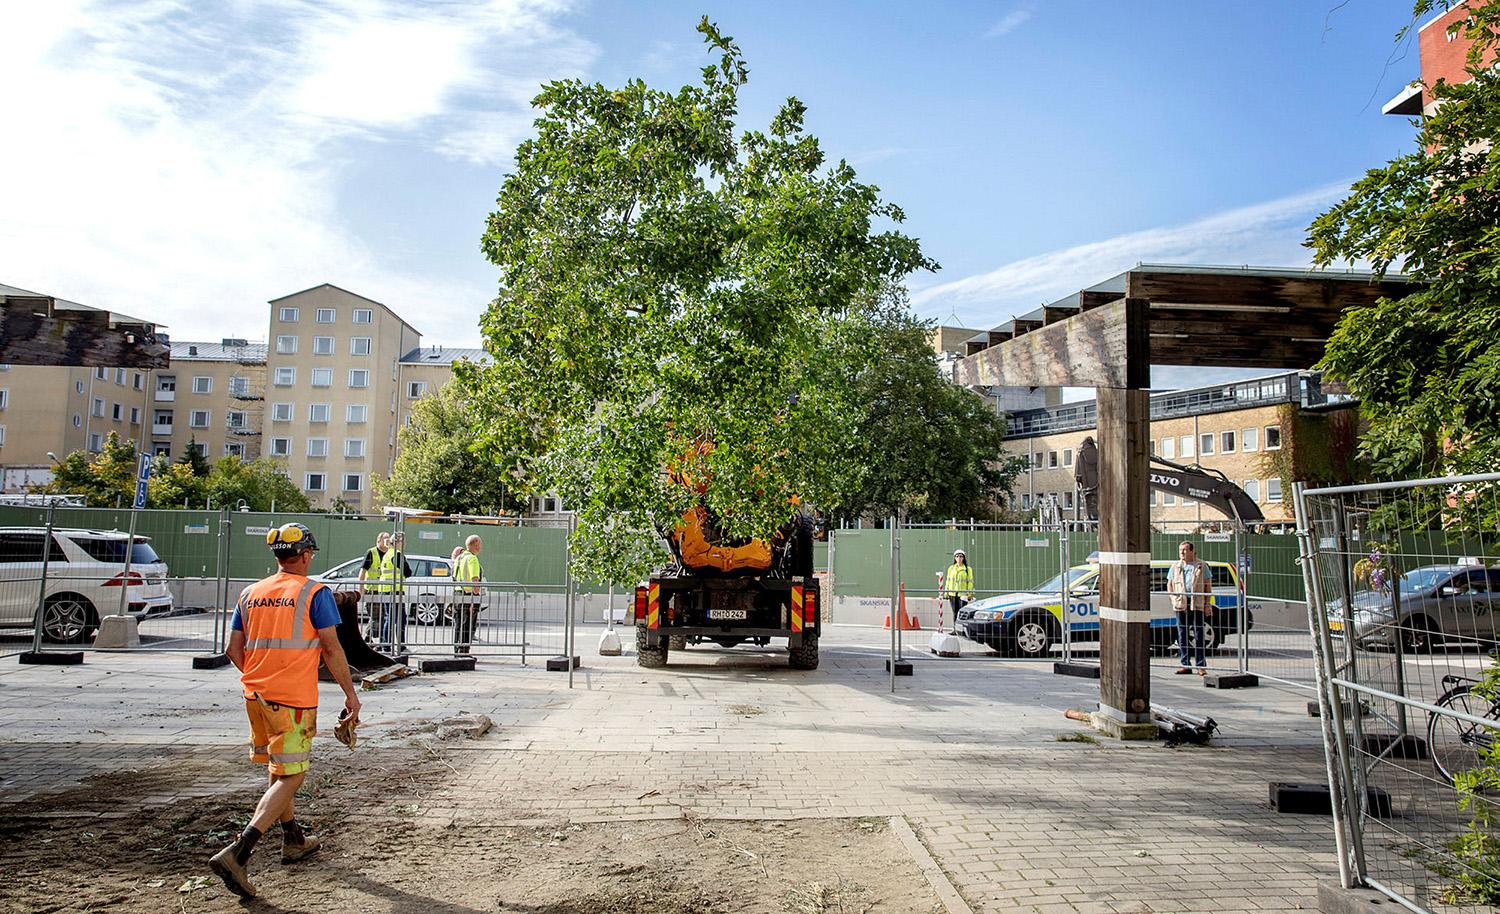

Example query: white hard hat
[953,549,966,557]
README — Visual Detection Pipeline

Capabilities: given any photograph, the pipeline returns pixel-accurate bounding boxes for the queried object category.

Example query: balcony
[228,426,260,437]
[230,390,263,401]
[151,423,173,436]
[154,390,175,403]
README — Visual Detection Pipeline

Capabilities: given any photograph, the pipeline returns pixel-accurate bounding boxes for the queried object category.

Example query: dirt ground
[0,747,945,914]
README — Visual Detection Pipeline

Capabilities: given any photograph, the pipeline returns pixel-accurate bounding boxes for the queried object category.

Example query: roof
[399,346,489,366]
[171,340,267,363]
[0,282,158,329]
[267,283,422,336]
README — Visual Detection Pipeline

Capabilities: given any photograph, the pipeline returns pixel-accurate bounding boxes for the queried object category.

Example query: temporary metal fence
[1297,473,1500,913]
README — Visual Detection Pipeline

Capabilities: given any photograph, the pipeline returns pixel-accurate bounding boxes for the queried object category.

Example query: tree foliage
[375,380,520,515]
[460,19,937,584]
[1308,0,1500,479]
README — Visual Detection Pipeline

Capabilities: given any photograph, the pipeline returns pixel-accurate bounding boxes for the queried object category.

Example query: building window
[1021,493,1032,510]
[88,433,103,452]
[275,367,295,386]
[276,335,298,354]
[270,437,291,457]
[1265,425,1282,450]
[315,308,335,324]
[0,390,8,410]
[1177,435,1192,458]
[1162,493,1177,506]
[91,397,104,418]
[153,443,171,458]
[1243,479,1260,502]
[271,402,293,422]
[1242,427,1259,451]
[1267,478,1283,502]
[1149,490,1158,506]
[307,438,328,457]
[312,336,334,355]
[305,472,326,492]
[153,410,172,428]
[348,369,369,389]
[1048,451,1058,469]
[157,376,175,393]
[353,308,373,324]
[278,307,299,322]
[114,368,125,384]
[190,410,210,428]
[308,403,330,423]
[1062,490,1074,509]
[228,376,249,397]
[344,438,366,458]
[133,372,143,390]
[1199,433,1214,456]
[225,442,245,458]
[75,380,85,394]
[342,473,363,492]
[350,337,372,356]
[111,403,122,421]
[346,404,368,423]
[1062,448,1073,468]
[407,380,427,399]
[95,367,106,380]
[73,414,82,428]
[311,368,333,387]
[1149,439,1156,456]
[129,407,140,425]
[1161,437,1175,459]
[192,376,212,394]
[1221,430,1236,453]
[227,410,246,429]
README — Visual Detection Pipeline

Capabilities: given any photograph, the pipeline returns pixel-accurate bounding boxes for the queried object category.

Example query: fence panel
[1300,474,1500,913]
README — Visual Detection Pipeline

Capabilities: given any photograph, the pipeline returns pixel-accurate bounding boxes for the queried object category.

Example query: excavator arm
[1073,436,1264,523]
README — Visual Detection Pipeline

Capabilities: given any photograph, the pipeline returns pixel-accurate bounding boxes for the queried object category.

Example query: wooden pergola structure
[0,284,169,368]
[953,264,1411,738]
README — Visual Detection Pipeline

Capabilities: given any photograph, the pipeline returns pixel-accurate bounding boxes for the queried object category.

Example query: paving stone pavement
[0,625,1333,913]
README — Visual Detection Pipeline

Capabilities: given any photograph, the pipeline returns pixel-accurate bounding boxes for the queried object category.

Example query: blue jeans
[1176,610,1206,667]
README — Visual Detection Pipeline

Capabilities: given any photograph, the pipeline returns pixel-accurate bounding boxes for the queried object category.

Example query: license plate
[707,609,747,621]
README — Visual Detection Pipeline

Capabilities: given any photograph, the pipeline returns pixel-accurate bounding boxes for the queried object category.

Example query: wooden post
[1094,295,1156,739]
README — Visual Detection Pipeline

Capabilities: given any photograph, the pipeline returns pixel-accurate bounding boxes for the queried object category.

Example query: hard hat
[953,549,966,558]
[267,522,318,557]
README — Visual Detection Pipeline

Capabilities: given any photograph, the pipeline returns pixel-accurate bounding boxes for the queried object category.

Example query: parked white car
[314,553,457,625]
[0,527,173,643]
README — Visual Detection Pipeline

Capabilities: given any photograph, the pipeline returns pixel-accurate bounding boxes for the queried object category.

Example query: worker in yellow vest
[369,532,412,654]
[357,532,390,641]
[210,522,360,899]
[941,549,975,621]
[453,534,484,655]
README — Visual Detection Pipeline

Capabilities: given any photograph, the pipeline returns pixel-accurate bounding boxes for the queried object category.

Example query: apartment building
[150,340,267,462]
[395,346,480,428]
[1384,0,1494,117]
[1003,372,1353,527]
[262,284,424,512]
[0,365,151,490]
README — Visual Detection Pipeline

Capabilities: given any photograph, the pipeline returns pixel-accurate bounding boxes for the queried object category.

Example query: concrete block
[928,631,961,657]
[1204,672,1259,689]
[598,629,623,656]
[19,651,83,665]
[1308,699,1371,718]
[1270,782,1392,818]
[546,655,581,671]
[436,713,493,740]
[419,656,476,673]
[1360,733,1428,760]
[192,653,231,670]
[93,614,139,649]
[1053,661,1101,679]
[884,659,914,676]
[1317,882,1398,914]
[1090,712,1160,741]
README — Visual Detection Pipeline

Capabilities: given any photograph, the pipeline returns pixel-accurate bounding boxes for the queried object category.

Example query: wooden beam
[953,300,1132,388]
[1043,305,1079,325]
[0,305,169,368]
[986,330,1012,346]
[1079,290,1120,311]
[1097,385,1153,732]
[1012,318,1043,335]
[1131,270,1408,312]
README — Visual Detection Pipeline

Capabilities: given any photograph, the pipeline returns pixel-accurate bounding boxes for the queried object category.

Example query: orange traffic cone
[900,584,921,631]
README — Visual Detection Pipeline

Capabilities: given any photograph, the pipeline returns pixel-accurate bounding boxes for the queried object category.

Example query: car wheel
[43,595,98,644]
[1008,612,1057,659]
[1403,615,1439,654]
[410,601,444,626]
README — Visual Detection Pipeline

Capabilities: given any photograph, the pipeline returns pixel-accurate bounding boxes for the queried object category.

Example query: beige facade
[0,365,151,490]
[150,341,267,463]
[1004,373,1332,527]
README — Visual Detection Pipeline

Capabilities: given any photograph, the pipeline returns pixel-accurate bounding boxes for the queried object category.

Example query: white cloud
[911,181,1356,327]
[0,0,594,346]
[985,8,1033,38]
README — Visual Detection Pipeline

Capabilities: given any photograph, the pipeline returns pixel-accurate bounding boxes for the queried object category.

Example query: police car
[956,559,1252,658]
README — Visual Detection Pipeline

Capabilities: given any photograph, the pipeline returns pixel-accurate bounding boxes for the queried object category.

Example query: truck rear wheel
[636,626,668,668]
[788,634,819,670]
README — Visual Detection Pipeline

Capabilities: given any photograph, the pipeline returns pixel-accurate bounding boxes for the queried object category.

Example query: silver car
[1330,564,1499,652]
[314,553,457,625]
[0,527,173,643]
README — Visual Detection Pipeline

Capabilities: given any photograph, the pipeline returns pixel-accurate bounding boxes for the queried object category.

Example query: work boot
[281,833,321,864]
[208,844,258,898]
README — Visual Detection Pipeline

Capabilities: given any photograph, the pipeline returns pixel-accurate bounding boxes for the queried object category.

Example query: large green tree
[375,380,519,515]
[205,456,310,513]
[460,19,936,583]
[34,432,139,506]
[1308,0,1500,479]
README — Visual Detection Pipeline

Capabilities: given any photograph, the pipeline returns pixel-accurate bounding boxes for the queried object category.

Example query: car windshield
[1399,567,1454,595]
[1033,568,1096,594]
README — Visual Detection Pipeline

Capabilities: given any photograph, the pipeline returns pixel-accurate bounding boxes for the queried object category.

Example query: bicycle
[1429,674,1500,785]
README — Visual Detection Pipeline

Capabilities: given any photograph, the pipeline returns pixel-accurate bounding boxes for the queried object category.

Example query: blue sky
[3,0,1422,371]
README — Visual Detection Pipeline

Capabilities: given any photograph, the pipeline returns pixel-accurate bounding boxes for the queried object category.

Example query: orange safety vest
[238,572,328,708]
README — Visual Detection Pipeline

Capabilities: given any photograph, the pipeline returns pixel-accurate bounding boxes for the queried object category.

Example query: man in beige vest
[1168,541,1213,675]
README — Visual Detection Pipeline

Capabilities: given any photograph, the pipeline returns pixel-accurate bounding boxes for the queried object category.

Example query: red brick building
[1384,0,1498,116]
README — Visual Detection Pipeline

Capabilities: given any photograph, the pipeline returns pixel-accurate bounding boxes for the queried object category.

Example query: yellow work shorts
[246,698,317,776]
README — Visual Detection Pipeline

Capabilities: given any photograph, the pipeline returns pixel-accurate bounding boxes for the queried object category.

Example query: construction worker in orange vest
[209,522,361,899]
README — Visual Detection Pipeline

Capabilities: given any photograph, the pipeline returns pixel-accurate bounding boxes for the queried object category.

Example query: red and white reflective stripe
[790,585,804,633]
[647,583,661,630]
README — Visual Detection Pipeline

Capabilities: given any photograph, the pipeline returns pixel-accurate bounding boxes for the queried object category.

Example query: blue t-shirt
[231,586,340,632]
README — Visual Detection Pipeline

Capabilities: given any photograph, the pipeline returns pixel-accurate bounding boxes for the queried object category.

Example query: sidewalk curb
[889,815,974,914]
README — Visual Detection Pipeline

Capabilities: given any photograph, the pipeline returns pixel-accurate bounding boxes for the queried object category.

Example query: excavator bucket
[319,591,411,683]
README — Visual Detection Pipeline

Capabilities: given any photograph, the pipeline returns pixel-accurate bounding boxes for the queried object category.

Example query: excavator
[632,442,820,670]
[1074,435,1264,524]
